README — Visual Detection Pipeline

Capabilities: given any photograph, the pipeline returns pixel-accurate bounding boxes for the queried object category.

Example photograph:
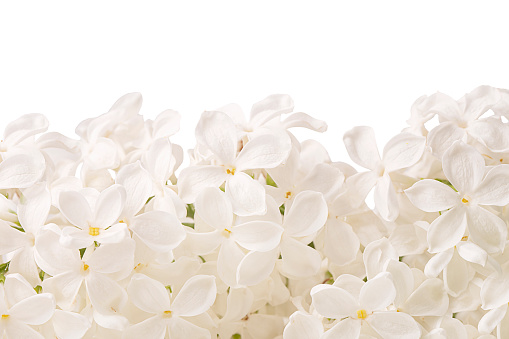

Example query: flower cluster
[0,86,508,338]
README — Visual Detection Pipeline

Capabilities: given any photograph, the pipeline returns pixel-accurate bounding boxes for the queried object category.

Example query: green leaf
[279,204,285,215]
[232,334,241,339]
[39,270,45,281]
[34,285,42,294]
[146,195,155,204]
[182,222,195,229]
[165,285,172,293]
[198,255,206,263]
[79,248,86,259]
[266,174,277,188]
[186,204,195,219]
[308,241,315,249]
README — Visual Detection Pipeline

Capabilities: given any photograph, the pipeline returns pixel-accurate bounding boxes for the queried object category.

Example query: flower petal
[177,165,227,203]
[310,284,358,319]
[281,237,322,278]
[424,249,454,278]
[41,272,83,311]
[4,320,45,339]
[116,161,153,217]
[142,138,173,183]
[443,249,470,297]
[343,126,381,170]
[467,206,507,253]
[0,153,44,189]
[237,248,279,286]
[456,241,488,266]
[359,272,396,312]
[217,238,244,286]
[124,315,166,339]
[404,179,459,213]
[94,184,125,227]
[427,206,467,253]
[168,316,210,339]
[402,278,448,316]
[222,286,254,322]
[85,273,127,314]
[321,318,360,339]
[195,110,237,164]
[127,273,171,314]
[250,94,294,127]
[0,220,29,255]
[374,172,399,222]
[442,141,485,194]
[234,133,291,171]
[195,187,233,231]
[283,311,324,339]
[52,309,91,339]
[17,183,51,234]
[86,239,135,275]
[323,219,359,266]
[4,113,48,146]
[282,112,327,132]
[131,211,186,252]
[427,122,466,159]
[171,275,216,317]
[59,191,92,229]
[383,132,426,172]
[363,237,398,280]
[283,191,327,238]
[368,311,420,339]
[10,293,55,325]
[226,172,266,216]
[475,164,509,206]
[478,304,508,334]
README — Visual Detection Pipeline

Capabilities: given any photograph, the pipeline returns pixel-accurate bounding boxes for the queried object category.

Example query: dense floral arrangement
[0,86,508,338]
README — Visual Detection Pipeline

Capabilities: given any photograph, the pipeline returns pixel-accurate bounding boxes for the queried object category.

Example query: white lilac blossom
[0,88,508,338]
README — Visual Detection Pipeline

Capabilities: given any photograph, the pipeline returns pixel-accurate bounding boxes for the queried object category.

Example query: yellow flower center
[226,168,236,175]
[163,310,172,318]
[461,235,468,241]
[1,314,8,319]
[88,227,100,236]
[357,309,368,319]
[285,191,292,199]
[83,263,89,271]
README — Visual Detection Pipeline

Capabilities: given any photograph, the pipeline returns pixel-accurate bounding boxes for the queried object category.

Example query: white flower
[58,184,129,248]
[0,274,55,339]
[178,110,291,215]
[310,272,420,339]
[405,141,509,253]
[344,126,426,221]
[124,274,216,339]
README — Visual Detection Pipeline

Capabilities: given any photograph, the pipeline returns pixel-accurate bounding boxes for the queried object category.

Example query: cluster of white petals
[0,86,509,338]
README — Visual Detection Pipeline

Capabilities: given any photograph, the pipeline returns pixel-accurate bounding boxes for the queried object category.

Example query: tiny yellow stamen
[163,310,172,317]
[222,228,232,238]
[461,236,468,241]
[500,158,504,163]
[461,198,469,204]
[83,263,89,271]
[357,309,368,319]
[88,227,100,236]
[285,191,292,199]
[1,314,8,319]
[119,220,125,223]
[226,168,236,175]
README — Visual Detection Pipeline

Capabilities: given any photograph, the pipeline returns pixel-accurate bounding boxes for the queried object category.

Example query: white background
[1,1,509,163]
